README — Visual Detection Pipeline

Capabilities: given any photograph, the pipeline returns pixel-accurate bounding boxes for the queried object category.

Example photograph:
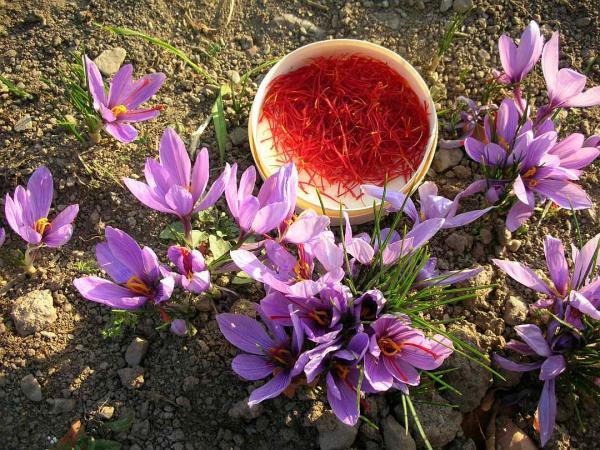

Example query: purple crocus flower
[342,212,374,265]
[364,314,453,392]
[165,245,210,294]
[353,289,386,322]
[84,55,165,143]
[379,219,445,265]
[303,332,374,425]
[495,21,543,85]
[0,228,5,247]
[4,166,79,247]
[73,226,174,309]
[226,163,309,239]
[123,128,231,242]
[547,133,600,180]
[217,309,306,407]
[261,284,354,344]
[415,257,483,288]
[230,234,344,297]
[494,324,568,446]
[363,181,492,230]
[493,234,600,328]
[170,318,188,336]
[540,32,600,115]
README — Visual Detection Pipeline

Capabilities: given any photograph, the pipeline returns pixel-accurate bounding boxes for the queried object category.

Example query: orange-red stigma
[126,276,152,296]
[269,347,293,367]
[309,310,331,327]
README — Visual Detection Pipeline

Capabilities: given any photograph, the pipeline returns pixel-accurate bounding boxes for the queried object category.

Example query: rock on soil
[503,296,529,326]
[272,14,325,38]
[14,115,32,132]
[228,398,264,420]
[98,405,115,420]
[398,392,462,448]
[453,0,474,13]
[93,47,127,76]
[125,337,149,366]
[443,324,493,412]
[20,374,42,402]
[433,148,463,172]
[229,127,248,146]
[49,398,76,414]
[11,289,57,336]
[118,367,145,389]
[317,410,358,450]
[382,415,416,450]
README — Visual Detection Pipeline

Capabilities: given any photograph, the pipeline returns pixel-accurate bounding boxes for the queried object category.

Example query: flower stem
[23,245,40,274]
[182,215,193,247]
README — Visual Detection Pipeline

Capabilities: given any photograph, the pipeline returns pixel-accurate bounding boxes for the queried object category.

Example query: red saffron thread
[261,54,430,199]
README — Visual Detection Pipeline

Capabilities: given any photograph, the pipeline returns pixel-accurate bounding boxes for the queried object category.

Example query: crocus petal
[0,228,4,247]
[105,227,146,278]
[572,234,600,288]
[506,201,534,231]
[165,185,194,217]
[443,208,493,229]
[542,32,559,96]
[117,108,161,123]
[493,259,552,296]
[514,324,552,357]
[248,370,292,407]
[532,179,591,210]
[49,204,79,229]
[327,371,360,426]
[404,218,444,251]
[537,379,557,447]
[498,34,519,81]
[543,236,569,295]
[123,178,174,214]
[364,353,394,392]
[232,354,275,381]
[384,356,420,386]
[43,224,73,248]
[107,63,133,107]
[122,72,166,109]
[73,276,147,309]
[569,291,600,320]
[184,271,211,294]
[464,137,487,164]
[285,212,330,244]
[252,202,289,235]
[260,291,293,326]
[96,242,132,283]
[155,276,175,303]
[26,166,54,220]
[360,184,419,221]
[84,55,107,108]
[539,354,566,381]
[105,122,138,143]
[493,354,542,372]
[230,249,291,293]
[216,313,274,355]
[312,235,344,273]
[515,21,543,80]
[159,129,191,187]
[553,69,588,107]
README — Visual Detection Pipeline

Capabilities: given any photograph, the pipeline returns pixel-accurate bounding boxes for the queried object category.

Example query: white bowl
[249,39,437,224]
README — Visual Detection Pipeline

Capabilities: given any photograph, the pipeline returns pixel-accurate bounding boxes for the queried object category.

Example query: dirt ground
[1,0,599,449]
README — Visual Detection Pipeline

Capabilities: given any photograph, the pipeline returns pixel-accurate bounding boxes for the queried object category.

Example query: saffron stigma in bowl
[261,54,430,200]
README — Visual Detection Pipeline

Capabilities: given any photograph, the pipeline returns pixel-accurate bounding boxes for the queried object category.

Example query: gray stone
[94,47,127,76]
[228,398,264,420]
[125,337,149,366]
[317,410,358,450]
[382,415,416,450]
[433,148,463,172]
[229,127,248,146]
[20,374,42,402]
[226,70,241,85]
[442,325,493,412]
[445,231,473,253]
[439,0,453,12]
[453,0,473,13]
[504,296,528,326]
[50,398,76,414]
[272,14,325,38]
[118,367,145,389]
[14,115,33,132]
[11,289,57,336]
[398,391,462,448]
[507,239,522,252]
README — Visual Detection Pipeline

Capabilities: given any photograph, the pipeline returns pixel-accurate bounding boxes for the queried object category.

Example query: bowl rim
[248,38,438,219]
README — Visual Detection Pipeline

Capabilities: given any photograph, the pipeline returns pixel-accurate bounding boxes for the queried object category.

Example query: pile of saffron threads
[261,54,430,199]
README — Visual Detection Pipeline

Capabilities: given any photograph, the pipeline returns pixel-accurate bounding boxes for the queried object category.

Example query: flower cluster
[493,234,600,445]
[448,21,600,231]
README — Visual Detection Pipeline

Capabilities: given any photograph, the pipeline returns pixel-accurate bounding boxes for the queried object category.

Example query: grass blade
[97,24,217,84]
[211,87,227,164]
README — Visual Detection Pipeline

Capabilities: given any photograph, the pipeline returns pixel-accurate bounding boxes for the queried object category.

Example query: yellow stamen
[34,217,51,236]
[309,310,331,327]
[523,167,537,178]
[498,136,510,152]
[528,179,539,188]
[294,260,311,281]
[111,104,128,118]
[378,337,402,356]
[125,276,152,296]
[419,211,426,222]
